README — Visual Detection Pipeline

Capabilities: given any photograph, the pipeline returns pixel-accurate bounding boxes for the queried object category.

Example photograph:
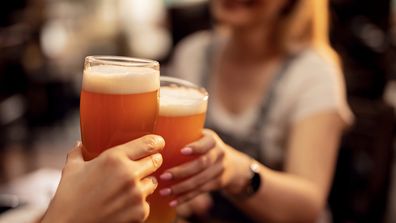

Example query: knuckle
[135,189,145,201]
[102,153,121,167]
[112,160,136,183]
[197,156,209,170]
[127,165,140,182]
[130,187,145,203]
[118,166,137,185]
[133,204,147,222]
[209,137,217,148]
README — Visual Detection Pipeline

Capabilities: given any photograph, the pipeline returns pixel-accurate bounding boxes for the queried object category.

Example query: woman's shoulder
[281,47,353,124]
[285,48,341,86]
[292,48,338,74]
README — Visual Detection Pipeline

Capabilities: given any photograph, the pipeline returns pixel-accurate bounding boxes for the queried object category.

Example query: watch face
[250,167,261,193]
[251,162,260,172]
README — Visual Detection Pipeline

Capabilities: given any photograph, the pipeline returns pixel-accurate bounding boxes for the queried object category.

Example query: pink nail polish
[169,200,178,207]
[160,188,171,196]
[181,147,193,155]
[160,172,172,180]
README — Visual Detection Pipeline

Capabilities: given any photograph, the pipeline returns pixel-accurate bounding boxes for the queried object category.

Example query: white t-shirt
[168,31,353,168]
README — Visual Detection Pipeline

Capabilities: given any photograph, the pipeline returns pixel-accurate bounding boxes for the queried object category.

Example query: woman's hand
[158,129,252,207]
[41,135,165,223]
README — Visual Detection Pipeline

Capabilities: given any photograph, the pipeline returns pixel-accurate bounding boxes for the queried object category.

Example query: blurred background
[0,0,395,222]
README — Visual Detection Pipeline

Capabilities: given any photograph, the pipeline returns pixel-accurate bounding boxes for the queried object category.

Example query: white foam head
[83,65,159,94]
[159,86,208,116]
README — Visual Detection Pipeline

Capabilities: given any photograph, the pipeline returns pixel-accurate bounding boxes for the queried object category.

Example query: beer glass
[80,56,160,160]
[146,76,208,223]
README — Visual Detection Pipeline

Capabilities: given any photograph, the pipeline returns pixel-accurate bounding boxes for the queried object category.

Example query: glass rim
[160,76,208,101]
[85,55,159,68]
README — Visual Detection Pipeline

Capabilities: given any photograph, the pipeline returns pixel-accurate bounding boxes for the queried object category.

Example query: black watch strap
[245,162,261,196]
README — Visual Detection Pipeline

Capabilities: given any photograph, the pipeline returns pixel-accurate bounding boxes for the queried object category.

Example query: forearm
[230,165,325,223]
[226,114,343,222]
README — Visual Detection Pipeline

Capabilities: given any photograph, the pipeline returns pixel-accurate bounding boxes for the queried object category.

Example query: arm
[231,111,345,222]
[161,111,346,223]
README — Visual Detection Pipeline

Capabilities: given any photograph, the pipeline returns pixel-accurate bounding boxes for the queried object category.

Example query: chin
[212,0,264,27]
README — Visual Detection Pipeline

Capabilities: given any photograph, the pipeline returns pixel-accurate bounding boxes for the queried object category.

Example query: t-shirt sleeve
[287,52,354,125]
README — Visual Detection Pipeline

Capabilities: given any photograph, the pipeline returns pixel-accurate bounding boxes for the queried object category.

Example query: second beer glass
[146,76,208,223]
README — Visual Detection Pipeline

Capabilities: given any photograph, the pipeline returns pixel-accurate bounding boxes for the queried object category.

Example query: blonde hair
[278,0,340,65]
[279,0,350,121]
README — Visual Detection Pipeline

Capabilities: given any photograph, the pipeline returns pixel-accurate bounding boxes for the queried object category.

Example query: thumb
[66,141,84,164]
[184,129,216,155]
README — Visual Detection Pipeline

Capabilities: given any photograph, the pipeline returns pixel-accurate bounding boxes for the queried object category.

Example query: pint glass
[80,56,160,160]
[146,76,208,223]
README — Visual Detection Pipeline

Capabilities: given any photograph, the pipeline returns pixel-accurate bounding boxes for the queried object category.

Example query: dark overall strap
[194,35,298,223]
[201,35,297,162]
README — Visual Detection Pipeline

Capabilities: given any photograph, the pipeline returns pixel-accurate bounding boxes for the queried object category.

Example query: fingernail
[169,200,178,207]
[181,147,193,155]
[160,188,172,196]
[152,154,163,167]
[150,177,158,185]
[153,135,165,146]
[160,172,172,180]
[75,141,82,148]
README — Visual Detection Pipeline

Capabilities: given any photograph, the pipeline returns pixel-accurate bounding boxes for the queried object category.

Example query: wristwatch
[231,161,262,199]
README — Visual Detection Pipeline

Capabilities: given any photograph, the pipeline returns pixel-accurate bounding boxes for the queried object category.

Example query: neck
[226,24,278,62]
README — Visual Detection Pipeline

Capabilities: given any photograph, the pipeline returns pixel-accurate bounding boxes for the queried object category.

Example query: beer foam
[83,65,159,94]
[159,86,208,116]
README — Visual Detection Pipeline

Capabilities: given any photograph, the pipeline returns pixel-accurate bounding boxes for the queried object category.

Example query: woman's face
[211,0,288,28]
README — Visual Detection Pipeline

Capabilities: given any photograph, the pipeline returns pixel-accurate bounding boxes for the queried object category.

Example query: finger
[66,141,84,164]
[160,148,222,181]
[182,130,216,155]
[134,153,163,179]
[173,181,218,207]
[162,161,223,196]
[139,176,158,197]
[170,190,201,207]
[111,135,165,161]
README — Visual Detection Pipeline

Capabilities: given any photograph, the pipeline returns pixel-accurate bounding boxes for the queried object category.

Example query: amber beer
[146,77,208,223]
[80,56,159,160]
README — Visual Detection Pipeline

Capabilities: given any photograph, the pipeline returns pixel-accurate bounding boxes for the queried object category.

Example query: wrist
[224,158,262,199]
[223,151,255,194]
